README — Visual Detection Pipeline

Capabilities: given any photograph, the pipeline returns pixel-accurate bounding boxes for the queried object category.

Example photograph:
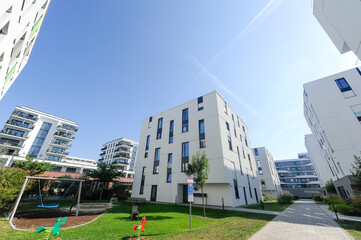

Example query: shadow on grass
[117,215,173,221]
[337,220,361,232]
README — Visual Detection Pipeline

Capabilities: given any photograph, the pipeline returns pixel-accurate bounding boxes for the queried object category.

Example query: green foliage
[325,179,337,194]
[334,204,361,217]
[313,195,324,202]
[0,146,7,167]
[325,197,345,206]
[0,167,27,208]
[350,197,361,210]
[351,153,361,187]
[277,194,293,204]
[260,201,264,210]
[262,194,273,202]
[15,155,55,176]
[293,195,300,200]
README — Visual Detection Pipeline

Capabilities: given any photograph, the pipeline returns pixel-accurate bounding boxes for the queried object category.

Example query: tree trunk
[201,187,206,217]
[99,182,105,200]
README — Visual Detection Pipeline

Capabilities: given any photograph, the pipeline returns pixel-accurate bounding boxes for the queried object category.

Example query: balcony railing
[99,158,104,161]
[116,141,133,147]
[47,149,69,156]
[57,125,78,132]
[12,111,37,121]
[0,141,23,148]
[100,152,105,156]
[0,130,28,139]
[50,140,72,147]
[54,132,74,139]
[101,147,107,151]
[112,160,129,165]
[6,120,34,130]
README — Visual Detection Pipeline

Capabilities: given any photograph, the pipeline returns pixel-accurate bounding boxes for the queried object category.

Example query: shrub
[325,179,337,194]
[313,195,324,202]
[0,167,27,209]
[350,197,361,210]
[325,197,345,206]
[263,194,273,202]
[277,194,293,204]
[335,204,361,217]
[293,195,300,200]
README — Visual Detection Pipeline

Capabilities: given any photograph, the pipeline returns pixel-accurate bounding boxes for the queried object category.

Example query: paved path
[249,199,353,240]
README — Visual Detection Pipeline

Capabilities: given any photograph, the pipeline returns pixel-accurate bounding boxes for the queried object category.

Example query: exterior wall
[275,153,324,198]
[253,147,282,199]
[0,0,51,100]
[303,68,361,181]
[334,175,361,199]
[0,106,78,161]
[131,91,261,207]
[313,0,361,60]
[99,138,139,179]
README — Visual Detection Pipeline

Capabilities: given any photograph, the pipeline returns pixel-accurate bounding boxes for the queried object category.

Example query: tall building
[252,147,282,199]
[304,68,361,197]
[275,153,323,198]
[313,0,361,60]
[99,138,139,179]
[0,0,51,101]
[0,106,78,161]
[131,91,261,207]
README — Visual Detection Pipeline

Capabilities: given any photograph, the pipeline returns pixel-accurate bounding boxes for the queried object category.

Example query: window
[199,119,205,148]
[248,154,253,172]
[357,67,361,76]
[226,122,232,150]
[148,116,152,128]
[351,104,361,123]
[237,147,243,175]
[169,120,174,143]
[182,108,189,132]
[335,78,355,98]
[156,118,163,139]
[140,167,146,194]
[144,135,150,158]
[153,148,160,174]
[28,122,52,158]
[198,96,203,104]
[198,96,204,111]
[237,116,240,127]
[234,179,240,199]
[48,155,62,161]
[254,148,258,156]
[167,153,172,182]
[181,142,189,172]
[257,160,263,175]
[224,101,228,114]
[261,180,266,188]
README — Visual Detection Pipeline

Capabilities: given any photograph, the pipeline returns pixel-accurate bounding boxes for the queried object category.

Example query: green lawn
[243,200,292,212]
[337,220,361,240]
[0,201,275,240]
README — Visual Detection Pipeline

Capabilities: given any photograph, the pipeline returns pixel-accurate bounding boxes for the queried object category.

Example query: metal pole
[189,201,192,230]
[76,181,83,216]
[9,177,29,223]
[331,203,339,221]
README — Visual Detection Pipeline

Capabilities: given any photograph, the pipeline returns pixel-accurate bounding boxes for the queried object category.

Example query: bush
[325,197,345,206]
[263,194,273,202]
[313,195,324,202]
[0,167,28,209]
[326,179,337,194]
[335,204,361,217]
[277,194,293,204]
[350,197,361,210]
[293,195,300,200]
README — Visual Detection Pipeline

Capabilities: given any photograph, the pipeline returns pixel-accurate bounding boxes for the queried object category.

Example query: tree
[0,146,7,167]
[87,162,122,200]
[325,179,337,194]
[185,152,209,217]
[15,155,55,176]
[0,167,28,209]
[351,153,361,187]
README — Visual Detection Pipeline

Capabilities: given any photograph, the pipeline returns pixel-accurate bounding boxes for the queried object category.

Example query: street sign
[187,178,194,184]
[188,183,194,202]
[187,180,194,230]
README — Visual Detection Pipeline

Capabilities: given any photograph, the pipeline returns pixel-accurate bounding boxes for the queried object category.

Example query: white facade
[313,0,361,60]
[0,0,50,101]
[303,68,361,182]
[99,137,139,179]
[131,91,262,207]
[0,106,78,161]
[253,147,282,199]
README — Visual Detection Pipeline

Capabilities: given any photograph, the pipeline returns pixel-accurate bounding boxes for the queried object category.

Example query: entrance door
[150,185,157,201]
[183,185,188,203]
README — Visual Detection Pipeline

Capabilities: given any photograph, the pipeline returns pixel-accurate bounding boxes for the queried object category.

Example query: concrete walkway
[249,199,353,240]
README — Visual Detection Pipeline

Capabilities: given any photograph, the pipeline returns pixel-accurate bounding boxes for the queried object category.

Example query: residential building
[275,153,323,198]
[131,91,262,207]
[304,68,361,198]
[0,0,51,101]
[252,147,282,199]
[99,138,139,179]
[0,106,78,161]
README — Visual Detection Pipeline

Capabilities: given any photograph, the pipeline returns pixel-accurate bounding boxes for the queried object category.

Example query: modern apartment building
[131,91,261,207]
[252,147,282,199]
[304,68,361,198]
[0,0,51,101]
[313,0,361,60]
[275,153,323,198]
[99,138,139,179]
[0,106,78,161]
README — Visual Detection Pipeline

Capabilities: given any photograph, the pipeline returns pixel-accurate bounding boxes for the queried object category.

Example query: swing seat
[38,204,59,209]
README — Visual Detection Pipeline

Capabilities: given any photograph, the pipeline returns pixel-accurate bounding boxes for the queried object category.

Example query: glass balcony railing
[54,132,74,139]
[6,120,34,130]
[12,111,37,121]
[0,140,23,148]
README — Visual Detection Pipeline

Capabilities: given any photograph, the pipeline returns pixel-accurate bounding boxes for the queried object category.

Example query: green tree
[185,152,209,217]
[0,167,28,209]
[0,146,7,167]
[351,153,361,187]
[15,155,55,176]
[87,162,122,200]
[325,179,337,194]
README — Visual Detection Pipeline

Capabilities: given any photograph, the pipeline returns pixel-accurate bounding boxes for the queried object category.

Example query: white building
[0,0,51,101]
[252,147,282,199]
[303,67,361,197]
[99,138,139,179]
[313,0,361,60]
[131,91,262,207]
[0,106,78,161]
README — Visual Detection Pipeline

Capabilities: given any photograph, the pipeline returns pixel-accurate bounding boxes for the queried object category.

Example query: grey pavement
[318,203,361,223]
[249,199,353,240]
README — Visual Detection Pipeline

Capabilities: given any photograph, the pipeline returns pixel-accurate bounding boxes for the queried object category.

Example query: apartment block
[304,67,361,198]
[131,91,261,207]
[275,153,323,198]
[0,0,51,101]
[0,106,78,161]
[99,138,139,179]
[252,147,282,199]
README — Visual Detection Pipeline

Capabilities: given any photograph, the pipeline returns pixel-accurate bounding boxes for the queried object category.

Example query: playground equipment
[133,216,147,238]
[37,179,75,208]
[36,217,68,236]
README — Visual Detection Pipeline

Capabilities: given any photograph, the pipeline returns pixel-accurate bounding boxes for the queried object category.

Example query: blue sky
[0,0,358,160]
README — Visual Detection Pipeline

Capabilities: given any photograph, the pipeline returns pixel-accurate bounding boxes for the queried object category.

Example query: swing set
[37,179,75,209]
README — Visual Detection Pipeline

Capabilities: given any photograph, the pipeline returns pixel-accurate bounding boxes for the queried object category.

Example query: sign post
[187,178,194,230]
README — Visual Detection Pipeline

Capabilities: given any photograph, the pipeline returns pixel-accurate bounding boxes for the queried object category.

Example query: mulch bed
[12,209,105,230]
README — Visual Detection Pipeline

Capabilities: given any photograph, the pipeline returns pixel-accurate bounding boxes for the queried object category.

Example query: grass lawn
[337,220,361,240]
[243,200,292,212]
[0,201,275,240]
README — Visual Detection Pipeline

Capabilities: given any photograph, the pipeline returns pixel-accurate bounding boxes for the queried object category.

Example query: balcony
[116,141,133,147]
[57,125,78,133]
[47,149,69,157]
[101,146,107,151]
[5,120,34,131]
[100,152,105,156]
[53,132,74,140]
[99,158,104,161]
[113,153,130,160]
[50,140,72,149]
[11,111,37,122]
[114,147,130,154]
[0,130,28,140]
[0,140,23,149]
[112,160,129,166]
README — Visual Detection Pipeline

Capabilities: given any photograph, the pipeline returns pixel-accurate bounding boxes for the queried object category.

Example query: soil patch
[12,208,105,230]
